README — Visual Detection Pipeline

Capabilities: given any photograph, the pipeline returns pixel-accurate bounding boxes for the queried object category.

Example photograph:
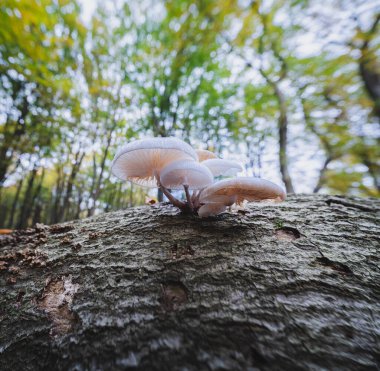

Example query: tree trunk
[16,167,37,229]
[7,178,24,228]
[359,14,380,121]
[0,195,379,370]
[50,164,66,225]
[29,169,45,226]
[313,156,333,193]
[259,67,295,194]
[0,93,29,186]
[59,151,85,222]
[274,85,295,194]
[87,119,117,218]
[157,188,164,203]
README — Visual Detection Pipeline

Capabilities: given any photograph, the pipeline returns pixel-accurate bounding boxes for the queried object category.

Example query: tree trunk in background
[60,152,85,222]
[0,93,29,186]
[274,85,295,194]
[75,192,83,220]
[157,188,163,202]
[16,167,37,229]
[50,165,66,225]
[29,169,45,226]
[363,158,380,192]
[313,156,333,193]
[7,178,24,228]
[359,14,380,121]
[258,66,295,194]
[0,195,379,370]
[87,121,117,218]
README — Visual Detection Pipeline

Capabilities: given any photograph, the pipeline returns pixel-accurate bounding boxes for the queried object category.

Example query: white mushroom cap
[111,137,198,187]
[198,203,227,218]
[202,159,243,177]
[196,149,218,162]
[160,159,214,190]
[200,177,286,204]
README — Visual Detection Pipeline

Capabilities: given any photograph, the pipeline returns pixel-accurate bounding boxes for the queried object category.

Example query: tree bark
[0,195,379,370]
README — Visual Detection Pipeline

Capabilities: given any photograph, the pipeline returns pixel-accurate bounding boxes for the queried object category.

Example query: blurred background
[0,0,379,229]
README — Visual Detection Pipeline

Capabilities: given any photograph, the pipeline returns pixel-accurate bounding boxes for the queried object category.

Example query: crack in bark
[326,197,376,212]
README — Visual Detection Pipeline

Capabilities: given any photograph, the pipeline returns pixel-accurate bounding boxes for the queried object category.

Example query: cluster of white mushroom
[111,137,285,217]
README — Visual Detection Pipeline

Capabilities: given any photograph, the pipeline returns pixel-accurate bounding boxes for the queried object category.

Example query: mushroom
[202,159,243,177]
[198,203,227,218]
[160,160,214,190]
[111,137,198,187]
[200,177,286,206]
[111,137,286,217]
[196,149,218,162]
[197,194,237,218]
[160,159,213,210]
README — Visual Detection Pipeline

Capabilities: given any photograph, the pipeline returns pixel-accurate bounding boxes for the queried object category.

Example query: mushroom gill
[196,149,218,162]
[200,177,286,205]
[160,160,214,190]
[202,159,243,177]
[111,137,197,187]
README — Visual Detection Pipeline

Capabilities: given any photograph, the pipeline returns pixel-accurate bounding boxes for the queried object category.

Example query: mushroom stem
[160,185,186,209]
[183,184,193,211]
[155,172,186,209]
[193,188,204,209]
[191,191,198,208]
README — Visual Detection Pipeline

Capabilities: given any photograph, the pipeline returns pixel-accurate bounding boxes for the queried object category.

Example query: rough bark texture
[0,194,379,371]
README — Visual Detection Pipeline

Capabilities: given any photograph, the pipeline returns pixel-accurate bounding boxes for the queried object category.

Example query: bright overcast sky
[79,0,96,22]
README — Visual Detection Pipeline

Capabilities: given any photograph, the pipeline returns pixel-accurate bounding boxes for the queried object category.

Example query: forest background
[0,0,379,229]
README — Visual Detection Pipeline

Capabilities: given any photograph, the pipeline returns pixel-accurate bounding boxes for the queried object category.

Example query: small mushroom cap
[111,137,197,187]
[202,159,243,177]
[200,177,286,204]
[196,149,218,162]
[160,159,214,190]
[198,203,227,218]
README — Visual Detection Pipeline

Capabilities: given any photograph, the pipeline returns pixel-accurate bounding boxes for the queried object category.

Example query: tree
[0,194,379,369]
[120,0,240,140]
[229,1,298,193]
[0,0,85,186]
[354,13,380,121]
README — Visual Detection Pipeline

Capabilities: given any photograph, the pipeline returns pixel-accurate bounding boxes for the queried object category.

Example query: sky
[79,0,96,23]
